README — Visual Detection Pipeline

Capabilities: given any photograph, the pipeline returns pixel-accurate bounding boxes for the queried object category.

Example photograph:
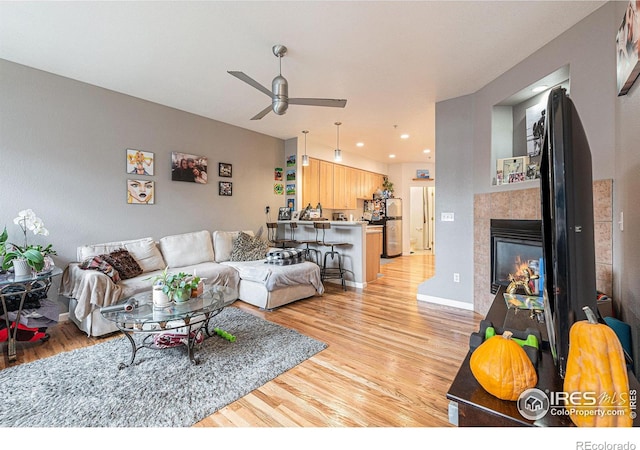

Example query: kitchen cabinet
[302,157,320,207]
[302,157,385,209]
[333,165,357,210]
[319,160,334,209]
[365,227,383,282]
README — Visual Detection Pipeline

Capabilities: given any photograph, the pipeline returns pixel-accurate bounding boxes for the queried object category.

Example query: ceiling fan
[228,45,347,120]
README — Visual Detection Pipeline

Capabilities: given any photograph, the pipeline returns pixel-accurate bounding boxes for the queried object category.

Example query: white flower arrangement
[1,209,55,272]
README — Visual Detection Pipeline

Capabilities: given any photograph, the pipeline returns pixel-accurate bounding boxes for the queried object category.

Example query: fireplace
[490,219,543,295]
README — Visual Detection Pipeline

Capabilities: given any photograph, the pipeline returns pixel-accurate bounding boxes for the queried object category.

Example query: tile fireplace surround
[474,179,613,316]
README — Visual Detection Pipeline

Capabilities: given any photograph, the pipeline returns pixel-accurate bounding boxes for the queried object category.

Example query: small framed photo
[278,207,291,221]
[127,149,154,176]
[498,156,529,183]
[219,181,232,196]
[291,210,300,221]
[127,179,154,204]
[416,169,430,179]
[219,163,232,177]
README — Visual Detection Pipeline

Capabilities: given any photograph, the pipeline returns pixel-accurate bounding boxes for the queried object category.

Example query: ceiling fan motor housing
[272,75,288,115]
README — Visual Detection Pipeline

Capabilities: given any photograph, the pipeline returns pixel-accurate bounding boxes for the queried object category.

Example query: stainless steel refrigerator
[383,198,402,257]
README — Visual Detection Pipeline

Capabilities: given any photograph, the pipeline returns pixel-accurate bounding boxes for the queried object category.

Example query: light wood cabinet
[302,158,320,208]
[333,165,357,210]
[302,157,385,209]
[319,160,334,209]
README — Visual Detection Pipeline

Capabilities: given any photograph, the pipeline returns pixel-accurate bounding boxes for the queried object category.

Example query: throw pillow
[158,230,215,267]
[212,230,255,262]
[230,232,268,262]
[101,249,143,280]
[79,256,121,283]
[124,238,166,272]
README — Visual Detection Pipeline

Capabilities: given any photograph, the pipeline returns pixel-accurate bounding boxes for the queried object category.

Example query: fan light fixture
[334,122,342,162]
[302,130,309,167]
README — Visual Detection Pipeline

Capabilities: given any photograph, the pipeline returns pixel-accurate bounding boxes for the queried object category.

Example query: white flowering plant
[1,209,56,272]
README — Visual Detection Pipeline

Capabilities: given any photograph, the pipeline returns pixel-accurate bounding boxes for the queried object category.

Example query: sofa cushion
[77,237,154,262]
[159,230,214,267]
[212,230,254,262]
[101,249,143,280]
[230,232,268,262]
[124,237,166,272]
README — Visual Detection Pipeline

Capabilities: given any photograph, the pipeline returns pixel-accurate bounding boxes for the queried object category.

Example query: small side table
[0,266,62,363]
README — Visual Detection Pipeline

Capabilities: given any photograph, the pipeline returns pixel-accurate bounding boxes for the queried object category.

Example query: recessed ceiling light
[400,134,410,139]
[423,149,431,154]
[532,85,548,93]
[356,142,364,147]
[389,154,396,158]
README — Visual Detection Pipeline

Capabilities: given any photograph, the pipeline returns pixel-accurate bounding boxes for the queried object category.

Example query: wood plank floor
[1,254,483,427]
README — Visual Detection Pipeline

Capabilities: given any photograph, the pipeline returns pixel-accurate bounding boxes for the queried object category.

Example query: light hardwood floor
[1,254,483,427]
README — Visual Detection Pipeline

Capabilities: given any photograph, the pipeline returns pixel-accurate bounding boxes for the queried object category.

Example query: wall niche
[491,65,570,186]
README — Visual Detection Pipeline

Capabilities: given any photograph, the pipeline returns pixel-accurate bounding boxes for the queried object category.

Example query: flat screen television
[540,86,597,378]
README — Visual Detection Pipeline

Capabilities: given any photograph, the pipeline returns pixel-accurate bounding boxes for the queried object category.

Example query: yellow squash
[563,306,632,427]
[470,330,538,401]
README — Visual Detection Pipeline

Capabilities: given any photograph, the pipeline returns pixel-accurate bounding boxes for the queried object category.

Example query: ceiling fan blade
[289,98,347,108]
[251,105,273,120]
[227,71,273,97]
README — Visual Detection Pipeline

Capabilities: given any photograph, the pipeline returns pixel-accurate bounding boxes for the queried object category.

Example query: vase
[12,258,31,278]
[152,285,171,308]
[172,287,191,303]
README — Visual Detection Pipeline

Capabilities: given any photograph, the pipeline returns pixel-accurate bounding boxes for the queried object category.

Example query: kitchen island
[276,220,371,288]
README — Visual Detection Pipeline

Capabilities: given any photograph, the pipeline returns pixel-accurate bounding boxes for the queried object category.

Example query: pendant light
[334,121,342,162]
[302,130,309,167]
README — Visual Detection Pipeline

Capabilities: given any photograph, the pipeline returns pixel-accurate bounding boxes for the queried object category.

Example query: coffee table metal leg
[118,329,138,370]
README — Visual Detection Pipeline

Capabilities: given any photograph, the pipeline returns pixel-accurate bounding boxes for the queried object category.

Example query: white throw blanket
[222,260,324,294]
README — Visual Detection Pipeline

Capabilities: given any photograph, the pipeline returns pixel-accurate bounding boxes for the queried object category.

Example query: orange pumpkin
[470,330,538,401]
[563,306,632,427]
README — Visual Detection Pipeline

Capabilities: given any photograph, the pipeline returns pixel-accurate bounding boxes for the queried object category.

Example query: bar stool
[289,222,320,264]
[314,222,350,290]
[266,222,296,248]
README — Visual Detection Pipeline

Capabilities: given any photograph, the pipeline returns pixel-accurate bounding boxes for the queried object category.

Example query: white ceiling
[0,1,606,164]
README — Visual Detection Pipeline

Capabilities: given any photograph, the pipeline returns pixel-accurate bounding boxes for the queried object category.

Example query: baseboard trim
[416,294,474,311]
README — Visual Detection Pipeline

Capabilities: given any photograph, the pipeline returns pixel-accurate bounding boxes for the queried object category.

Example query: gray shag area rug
[0,307,327,427]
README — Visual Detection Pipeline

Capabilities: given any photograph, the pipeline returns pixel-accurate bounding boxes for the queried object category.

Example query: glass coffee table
[101,285,237,369]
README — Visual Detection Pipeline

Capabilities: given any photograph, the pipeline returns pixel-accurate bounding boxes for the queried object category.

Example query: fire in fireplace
[490,219,543,295]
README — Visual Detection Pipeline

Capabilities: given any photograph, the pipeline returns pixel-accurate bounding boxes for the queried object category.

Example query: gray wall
[417,94,475,307]
[0,59,286,272]
[419,3,636,315]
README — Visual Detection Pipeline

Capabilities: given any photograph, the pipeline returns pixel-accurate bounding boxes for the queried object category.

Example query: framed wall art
[127,179,154,204]
[219,162,232,177]
[219,181,232,196]
[617,0,640,96]
[126,149,154,176]
[525,102,546,157]
[171,152,208,184]
[498,156,529,184]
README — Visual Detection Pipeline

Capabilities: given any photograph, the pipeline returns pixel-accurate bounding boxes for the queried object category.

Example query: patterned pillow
[230,232,269,262]
[100,249,143,280]
[79,256,121,283]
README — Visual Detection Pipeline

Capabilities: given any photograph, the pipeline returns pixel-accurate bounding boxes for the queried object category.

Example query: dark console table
[0,267,62,363]
[446,287,639,426]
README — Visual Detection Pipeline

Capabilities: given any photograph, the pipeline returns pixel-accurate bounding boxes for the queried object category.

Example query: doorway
[409,186,435,255]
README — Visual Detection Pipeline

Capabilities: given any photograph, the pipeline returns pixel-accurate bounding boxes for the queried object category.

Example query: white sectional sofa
[60,229,324,337]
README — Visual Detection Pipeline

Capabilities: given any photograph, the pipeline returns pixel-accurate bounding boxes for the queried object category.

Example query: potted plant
[1,210,55,276]
[149,267,201,304]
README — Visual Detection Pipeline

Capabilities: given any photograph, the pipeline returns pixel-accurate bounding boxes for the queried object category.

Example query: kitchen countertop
[280,220,368,226]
